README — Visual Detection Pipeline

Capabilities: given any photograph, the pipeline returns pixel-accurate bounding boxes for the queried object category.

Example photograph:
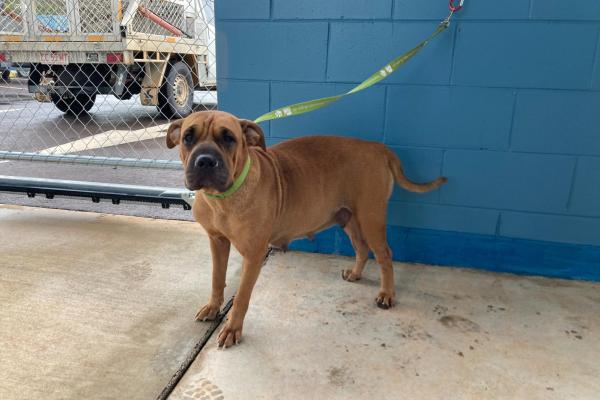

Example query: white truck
[0,0,215,117]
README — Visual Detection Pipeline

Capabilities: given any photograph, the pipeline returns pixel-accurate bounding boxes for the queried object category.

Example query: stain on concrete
[121,260,152,281]
[486,305,506,312]
[336,309,359,317]
[433,304,448,316]
[327,366,354,387]
[565,329,584,340]
[395,322,433,341]
[438,315,481,333]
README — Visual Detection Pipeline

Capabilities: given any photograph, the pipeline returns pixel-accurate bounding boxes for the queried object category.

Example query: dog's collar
[203,156,252,200]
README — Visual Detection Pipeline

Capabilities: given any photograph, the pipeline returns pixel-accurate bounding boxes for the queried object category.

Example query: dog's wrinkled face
[166,111,266,192]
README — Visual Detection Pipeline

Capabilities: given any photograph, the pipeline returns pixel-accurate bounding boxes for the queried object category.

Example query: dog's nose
[194,154,218,169]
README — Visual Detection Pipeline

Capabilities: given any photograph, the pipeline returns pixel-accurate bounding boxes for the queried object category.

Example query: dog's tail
[385,148,447,193]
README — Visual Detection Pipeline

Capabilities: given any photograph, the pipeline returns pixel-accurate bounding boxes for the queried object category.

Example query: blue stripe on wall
[288,226,600,281]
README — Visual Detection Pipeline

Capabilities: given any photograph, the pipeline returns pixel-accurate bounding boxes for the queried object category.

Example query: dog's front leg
[195,234,231,321]
[217,247,267,348]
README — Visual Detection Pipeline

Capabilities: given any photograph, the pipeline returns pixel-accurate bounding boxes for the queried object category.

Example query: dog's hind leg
[341,216,369,282]
[357,207,396,309]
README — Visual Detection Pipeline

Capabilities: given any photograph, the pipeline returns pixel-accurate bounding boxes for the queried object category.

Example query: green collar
[203,156,252,199]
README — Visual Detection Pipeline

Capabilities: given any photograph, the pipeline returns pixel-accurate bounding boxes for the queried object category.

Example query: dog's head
[166,111,265,192]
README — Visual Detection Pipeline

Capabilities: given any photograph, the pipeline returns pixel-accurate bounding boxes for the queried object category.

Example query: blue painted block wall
[215,0,600,280]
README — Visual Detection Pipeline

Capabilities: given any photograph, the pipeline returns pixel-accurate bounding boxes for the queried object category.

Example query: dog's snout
[194,154,219,169]
[186,146,229,192]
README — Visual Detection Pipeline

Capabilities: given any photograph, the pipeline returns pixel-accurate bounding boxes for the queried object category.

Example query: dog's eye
[221,131,236,145]
[182,132,194,146]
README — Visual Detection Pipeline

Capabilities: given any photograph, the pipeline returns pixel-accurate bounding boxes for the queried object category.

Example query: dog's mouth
[185,173,231,192]
[185,147,231,192]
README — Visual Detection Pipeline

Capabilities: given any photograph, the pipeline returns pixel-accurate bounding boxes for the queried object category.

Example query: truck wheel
[158,61,193,118]
[1,70,10,82]
[51,92,96,116]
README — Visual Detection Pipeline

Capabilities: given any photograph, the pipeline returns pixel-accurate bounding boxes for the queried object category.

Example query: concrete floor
[2,205,599,400]
[0,205,241,400]
[170,251,600,400]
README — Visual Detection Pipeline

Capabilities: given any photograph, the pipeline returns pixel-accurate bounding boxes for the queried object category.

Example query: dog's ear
[166,119,183,149]
[239,120,266,150]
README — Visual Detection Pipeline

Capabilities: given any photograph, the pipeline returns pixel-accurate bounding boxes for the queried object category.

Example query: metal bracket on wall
[0,175,191,210]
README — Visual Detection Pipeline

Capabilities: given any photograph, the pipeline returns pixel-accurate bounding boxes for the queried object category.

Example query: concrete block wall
[215,0,600,280]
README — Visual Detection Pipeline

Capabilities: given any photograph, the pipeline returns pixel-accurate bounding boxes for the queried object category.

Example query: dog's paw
[375,291,395,310]
[217,322,242,349]
[341,269,361,282]
[195,303,221,322]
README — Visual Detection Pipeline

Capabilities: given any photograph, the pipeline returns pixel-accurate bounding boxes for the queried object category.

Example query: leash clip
[448,0,464,12]
[442,0,464,27]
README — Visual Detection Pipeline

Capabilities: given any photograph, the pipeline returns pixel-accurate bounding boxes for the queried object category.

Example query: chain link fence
[0,0,216,171]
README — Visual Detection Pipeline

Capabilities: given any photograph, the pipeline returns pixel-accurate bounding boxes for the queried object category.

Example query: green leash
[254,21,450,124]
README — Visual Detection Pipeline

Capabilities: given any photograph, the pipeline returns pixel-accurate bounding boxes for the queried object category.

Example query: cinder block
[441,150,576,212]
[393,0,446,19]
[273,0,392,20]
[327,22,455,84]
[270,82,385,141]
[511,90,600,155]
[216,22,328,80]
[388,202,499,234]
[385,86,514,149]
[453,22,597,89]
[217,79,271,136]
[569,157,600,217]
[500,211,600,246]
[215,0,270,19]
[530,0,600,20]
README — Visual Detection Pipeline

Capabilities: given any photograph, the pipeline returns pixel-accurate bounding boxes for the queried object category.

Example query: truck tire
[51,92,96,116]
[1,70,10,82]
[158,61,193,118]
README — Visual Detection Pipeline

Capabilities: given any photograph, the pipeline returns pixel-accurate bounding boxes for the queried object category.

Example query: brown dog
[167,110,446,348]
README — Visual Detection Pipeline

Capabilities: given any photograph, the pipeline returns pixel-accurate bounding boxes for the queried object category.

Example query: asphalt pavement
[0,77,217,220]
